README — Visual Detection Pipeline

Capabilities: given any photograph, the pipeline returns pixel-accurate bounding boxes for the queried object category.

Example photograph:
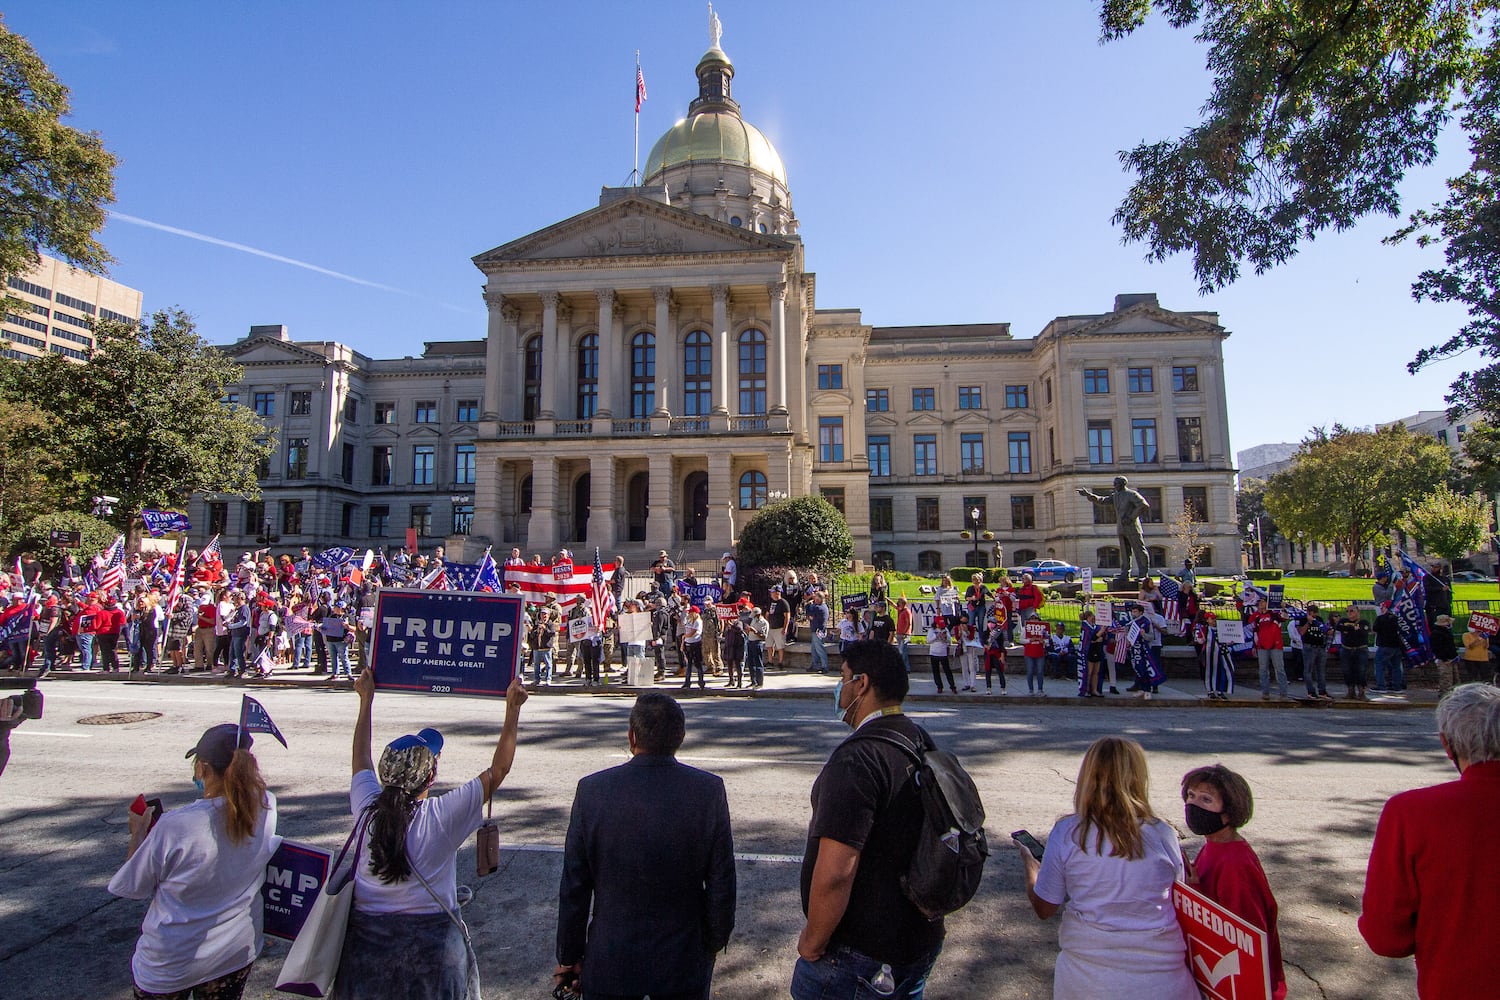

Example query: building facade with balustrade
[191,38,1241,574]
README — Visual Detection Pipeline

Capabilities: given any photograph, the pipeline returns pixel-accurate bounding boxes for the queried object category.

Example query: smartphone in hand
[1011,829,1045,861]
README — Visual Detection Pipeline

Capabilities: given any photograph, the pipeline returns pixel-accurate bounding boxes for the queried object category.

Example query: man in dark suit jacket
[555,692,736,1000]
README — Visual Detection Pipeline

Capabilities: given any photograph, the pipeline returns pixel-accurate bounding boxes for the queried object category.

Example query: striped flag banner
[589,547,617,631]
[505,563,616,605]
[98,535,126,594]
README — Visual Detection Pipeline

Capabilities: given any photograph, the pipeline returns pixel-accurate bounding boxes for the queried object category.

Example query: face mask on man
[1184,803,1227,836]
[833,673,865,724]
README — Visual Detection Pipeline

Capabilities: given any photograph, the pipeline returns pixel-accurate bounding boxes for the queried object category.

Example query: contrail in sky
[108,211,479,316]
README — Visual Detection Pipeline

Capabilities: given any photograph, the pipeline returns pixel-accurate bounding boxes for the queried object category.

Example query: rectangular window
[916,497,941,532]
[244,501,264,536]
[375,401,396,424]
[281,500,303,535]
[1177,416,1204,462]
[1045,377,1053,405]
[1011,495,1036,530]
[224,392,239,407]
[414,400,438,423]
[963,497,988,530]
[371,446,392,486]
[369,505,389,537]
[456,399,479,422]
[207,502,227,536]
[412,445,435,485]
[5,313,47,333]
[961,433,986,473]
[1131,418,1158,463]
[1083,368,1110,394]
[453,502,474,535]
[341,503,356,537]
[1172,366,1199,392]
[51,327,92,347]
[1127,367,1154,393]
[958,386,983,410]
[52,310,92,329]
[865,388,889,412]
[99,307,135,325]
[870,497,893,532]
[254,440,270,480]
[289,391,312,416]
[867,435,891,477]
[410,504,433,537]
[818,416,845,463]
[1047,427,1056,467]
[5,276,50,298]
[1007,431,1031,474]
[285,437,309,480]
[455,443,476,485]
[344,396,359,422]
[53,292,95,314]
[253,391,275,417]
[911,387,935,411]
[1087,421,1114,464]
[820,487,846,515]
[1139,487,1164,524]
[1183,486,1209,522]
[341,443,355,483]
[1005,384,1029,409]
[817,364,844,390]
[913,434,938,476]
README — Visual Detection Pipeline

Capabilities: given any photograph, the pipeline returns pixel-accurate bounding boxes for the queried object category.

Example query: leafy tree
[1235,476,1279,566]
[1398,483,1494,564]
[1263,424,1452,573]
[1457,422,1500,495]
[1100,3,1499,413]
[735,495,853,579]
[0,309,270,545]
[9,511,117,569]
[0,15,118,303]
[0,396,67,538]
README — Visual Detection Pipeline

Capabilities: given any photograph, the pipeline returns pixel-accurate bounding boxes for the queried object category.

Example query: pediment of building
[473,196,793,266]
[905,413,944,428]
[407,425,443,440]
[1070,304,1224,339]
[997,408,1041,427]
[954,411,991,427]
[865,413,899,429]
[222,336,329,366]
[367,426,401,441]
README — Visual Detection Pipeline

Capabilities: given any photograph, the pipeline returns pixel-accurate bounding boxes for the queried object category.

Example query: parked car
[1452,570,1498,583]
[1326,569,1352,578]
[1010,559,1081,583]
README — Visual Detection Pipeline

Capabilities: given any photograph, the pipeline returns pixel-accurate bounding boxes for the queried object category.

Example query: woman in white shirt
[109,723,279,999]
[926,617,957,694]
[335,669,527,999]
[1017,736,1198,1000]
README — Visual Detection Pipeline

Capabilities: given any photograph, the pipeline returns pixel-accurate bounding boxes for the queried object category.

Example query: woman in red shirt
[1181,764,1286,1000]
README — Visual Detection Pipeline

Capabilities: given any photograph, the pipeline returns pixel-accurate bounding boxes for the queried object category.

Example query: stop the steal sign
[1173,880,1272,1000]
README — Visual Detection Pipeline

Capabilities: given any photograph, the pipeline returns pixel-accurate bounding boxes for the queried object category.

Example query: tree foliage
[0,396,67,538]
[1457,421,1500,495]
[0,309,270,542]
[0,15,117,298]
[9,510,117,568]
[1398,483,1493,563]
[735,495,853,578]
[1263,424,1452,572]
[1101,3,1499,415]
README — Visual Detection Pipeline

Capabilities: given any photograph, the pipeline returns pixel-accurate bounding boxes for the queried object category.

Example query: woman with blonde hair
[1017,736,1197,999]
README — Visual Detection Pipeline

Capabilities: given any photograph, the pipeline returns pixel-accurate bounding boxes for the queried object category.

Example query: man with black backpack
[794,640,987,999]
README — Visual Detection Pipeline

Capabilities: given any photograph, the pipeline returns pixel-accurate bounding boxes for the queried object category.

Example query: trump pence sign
[371,590,525,697]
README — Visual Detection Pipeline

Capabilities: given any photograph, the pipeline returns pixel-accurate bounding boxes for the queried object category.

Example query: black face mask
[1185,803,1228,836]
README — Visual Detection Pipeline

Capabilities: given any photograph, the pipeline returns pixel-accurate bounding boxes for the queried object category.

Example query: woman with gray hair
[334,669,528,999]
[1361,684,1500,998]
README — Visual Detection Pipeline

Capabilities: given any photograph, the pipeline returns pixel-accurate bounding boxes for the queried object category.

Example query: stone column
[539,292,559,420]
[482,289,505,420]
[555,298,574,419]
[473,445,502,543]
[587,454,616,549]
[595,289,616,421]
[501,302,521,421]
[768,279,788,415]
[307,377,326,478]
[528,456,558,552]
[652,285,675,417]
[645,452,674,549]
[707,451,735,551]
[710,283,730,415]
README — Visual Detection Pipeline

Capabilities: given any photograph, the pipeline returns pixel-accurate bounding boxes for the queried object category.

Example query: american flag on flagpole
[421,564,450,590]
[1110,623,1131,662]
[195,534,224,581]
[98,535,126,594]
[589,547,616,631]
[1157,575,1183,633]
[635,62,647,112]
[164,538,188,616]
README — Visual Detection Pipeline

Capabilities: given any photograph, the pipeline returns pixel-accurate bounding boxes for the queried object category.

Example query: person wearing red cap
[72,592,105,671]
[680,606,706,690]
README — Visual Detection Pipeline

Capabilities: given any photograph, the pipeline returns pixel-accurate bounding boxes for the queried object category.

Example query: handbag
[276,811,371,997]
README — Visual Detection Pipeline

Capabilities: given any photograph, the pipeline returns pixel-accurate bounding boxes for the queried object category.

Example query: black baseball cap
[186,723,252,771]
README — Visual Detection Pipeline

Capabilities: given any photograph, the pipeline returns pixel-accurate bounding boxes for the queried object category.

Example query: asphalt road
[0,681,1444,999]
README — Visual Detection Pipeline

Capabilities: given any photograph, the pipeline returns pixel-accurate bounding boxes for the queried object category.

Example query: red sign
[551,561,575,580]
[1023,619,1049,643]
[1467,611,1500,637]
[1173,880,1272,1000]
[405,528,418,552]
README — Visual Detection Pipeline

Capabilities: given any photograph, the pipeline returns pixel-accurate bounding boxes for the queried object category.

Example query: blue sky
[7,1,1475,451]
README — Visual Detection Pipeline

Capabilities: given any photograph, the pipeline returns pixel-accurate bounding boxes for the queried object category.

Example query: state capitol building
[192,37,1240,575]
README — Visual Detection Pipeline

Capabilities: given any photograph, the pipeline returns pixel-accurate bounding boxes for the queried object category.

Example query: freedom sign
[1467,611,1500,637]
[262,841,331,941]
[371,590,525,697]
[1173,880,1273,1000]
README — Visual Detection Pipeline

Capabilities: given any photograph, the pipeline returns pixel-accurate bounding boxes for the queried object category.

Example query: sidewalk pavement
[12,656,1439,709]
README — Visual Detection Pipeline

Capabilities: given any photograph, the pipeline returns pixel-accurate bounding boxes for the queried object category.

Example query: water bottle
[867,963,896,996]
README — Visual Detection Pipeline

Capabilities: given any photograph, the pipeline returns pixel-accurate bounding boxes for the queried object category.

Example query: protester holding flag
[1247,598,1290,701]
[1372,605,1407,693]
[108,723,278,1000]
[1336,606,1372,700]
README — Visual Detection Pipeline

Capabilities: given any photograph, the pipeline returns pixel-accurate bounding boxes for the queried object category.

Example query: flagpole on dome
[632,50,646,185]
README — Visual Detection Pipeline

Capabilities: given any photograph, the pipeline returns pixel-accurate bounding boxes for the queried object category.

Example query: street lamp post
[1296,530,1306,571]
[970,506,981,568]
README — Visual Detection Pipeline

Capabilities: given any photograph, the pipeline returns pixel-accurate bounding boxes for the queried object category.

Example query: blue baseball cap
[387,727,443,756]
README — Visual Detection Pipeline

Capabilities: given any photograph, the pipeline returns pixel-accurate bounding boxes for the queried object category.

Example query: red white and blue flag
[1157,575,1183,633]
[420,564,450,591]
[97,535,126,594]
[635,62,647,112]
[195,535,224,581]
[589,547,616,631]
[164,540,188,616]
[504,562,616,605]
[474,548,504,593]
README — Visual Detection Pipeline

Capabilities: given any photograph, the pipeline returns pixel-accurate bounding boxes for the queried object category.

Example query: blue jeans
[229,631,249,674]
[532,649,554,685]
[76,632,95,670]
[791,943,941,1000]
[293,633,312,670]
[745,641,764,686]
[810,631,829,673]
[1374,646,1405,690]
[897,636,911,672]
[1025,655,1045,692]
[328,638,350,677]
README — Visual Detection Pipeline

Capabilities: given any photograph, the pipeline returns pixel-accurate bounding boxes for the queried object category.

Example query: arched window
[519,474,533,514]
[576,334,598,419]
[522,335,543,421]
[917,550,943,574]
[1197,546,1214,570]
[1148,546,1168,569]
[1014,549,1038,564]
[872,551,896,571]
[630,332,655,418]
[1097,546,1121,570]
[739,470,767,510]
[738,329,767,415]
[684,331,711,416]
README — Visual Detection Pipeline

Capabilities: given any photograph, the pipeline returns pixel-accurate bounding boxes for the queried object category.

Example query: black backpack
[850,725,989,920]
